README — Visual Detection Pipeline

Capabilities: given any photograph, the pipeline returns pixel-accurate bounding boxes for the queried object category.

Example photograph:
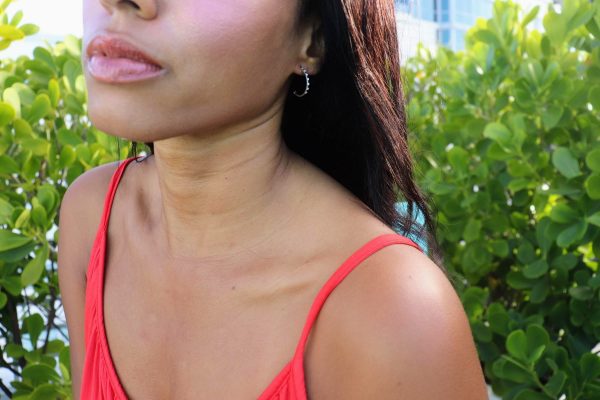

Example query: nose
[99,0,157,19]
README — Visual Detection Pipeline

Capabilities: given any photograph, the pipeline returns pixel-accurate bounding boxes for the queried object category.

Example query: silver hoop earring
[293,65,310,97]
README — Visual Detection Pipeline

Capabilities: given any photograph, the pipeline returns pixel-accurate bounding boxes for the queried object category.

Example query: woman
[58,0,488,399]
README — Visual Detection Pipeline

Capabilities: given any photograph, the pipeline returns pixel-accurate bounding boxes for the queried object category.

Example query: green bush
[0,0,135,398]
[404,0,600,398]
[1,0,600,398]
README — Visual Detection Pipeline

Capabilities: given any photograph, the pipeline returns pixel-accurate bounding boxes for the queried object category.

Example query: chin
[86,97,161,142]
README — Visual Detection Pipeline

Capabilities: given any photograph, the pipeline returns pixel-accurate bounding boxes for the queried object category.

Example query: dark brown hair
[130,0,448,279]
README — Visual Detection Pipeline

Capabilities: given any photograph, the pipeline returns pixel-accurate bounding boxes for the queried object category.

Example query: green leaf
[472,321,493,343]
[580,352,600,380]
[30,385,63,400]
[545,371,567,397]
[489,239,509,257]
[551,253,578,270]
[590,86,600,110]
[566,7,595,32]
[517,241,536,264]
[21,363,60,386]
[552,147,581,179]
[64,34,81,57]
[536,218,554,255]
[549,203,579,223]
[15,208,30,229]
[527,344,546,365]
[542,104,563,130]
[447,146,469,173]
[487,303,509,335]
[21,243,49,287]
[26,93,52,123]
[463,218,482,243]
[506,330,528,361]
[31,201,48,227]
[531,279,550,304]
[522,6,540,28]
[0,230,32,252]
[48,78,60,107]
[0,241,36,264]
[569,286,594,301]
[586,148,600,172]
[13,118,33,139]
[585,173,600,199]
[0,197,14,224]
[57,127,83,146]
[474,29,501,47]
[3,86,20,119]
[0,24,24,40]
[18,23,39,36]
[523,259,549,279]
[9,10,23,26]
[484,122,512,148]
[514,389,552,400]
[0,101,15,125]
[526,324,550,351]
[21,137,50,156]
[495,356,534,384]
[33,46,56,71]
[556,221,587,248]
[23,314,45,349]
[544,9,567,45]
[0,154,20,175]
[587,211,600,227]
[5,343,27,358]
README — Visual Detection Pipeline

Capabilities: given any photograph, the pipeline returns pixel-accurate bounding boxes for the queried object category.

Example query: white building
[395,0,559,57]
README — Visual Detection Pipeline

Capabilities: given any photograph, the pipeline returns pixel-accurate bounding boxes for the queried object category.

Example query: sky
[3,0,83,59]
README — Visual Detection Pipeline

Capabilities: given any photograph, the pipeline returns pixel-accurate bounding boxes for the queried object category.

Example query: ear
[295,15,325,76]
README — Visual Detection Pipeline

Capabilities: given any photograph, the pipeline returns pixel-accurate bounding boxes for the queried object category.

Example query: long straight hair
[130,0,447,278]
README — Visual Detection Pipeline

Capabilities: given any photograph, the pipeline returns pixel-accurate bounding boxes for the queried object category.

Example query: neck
[145,114,305,262]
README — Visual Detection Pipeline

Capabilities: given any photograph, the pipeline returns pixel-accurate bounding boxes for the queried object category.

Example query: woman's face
[82,0,310,143]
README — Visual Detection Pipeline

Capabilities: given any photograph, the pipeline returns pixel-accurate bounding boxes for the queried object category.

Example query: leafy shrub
[404,0,600,398]
[0,0,135,398]
[2,0,600,399]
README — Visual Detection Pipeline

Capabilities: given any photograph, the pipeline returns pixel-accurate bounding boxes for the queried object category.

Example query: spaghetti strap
[289,233,423,378]
[99,156,142,231]
[86,155,141,281]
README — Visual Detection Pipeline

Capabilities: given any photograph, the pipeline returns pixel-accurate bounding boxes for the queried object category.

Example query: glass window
[419,0,436,21]
[440,0,450,22]
[439,29,451,46]
[395,0,411,14]
[455,29,466,50]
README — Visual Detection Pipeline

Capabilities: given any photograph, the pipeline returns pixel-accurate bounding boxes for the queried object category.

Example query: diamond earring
[293,65,310,97]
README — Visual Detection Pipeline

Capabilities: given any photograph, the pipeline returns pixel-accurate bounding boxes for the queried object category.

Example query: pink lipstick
[86,35,166,83]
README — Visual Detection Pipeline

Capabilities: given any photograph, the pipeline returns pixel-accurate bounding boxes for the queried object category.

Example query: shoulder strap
[85,155,141,283]
[290,233,423,362]
[100,155,141,231]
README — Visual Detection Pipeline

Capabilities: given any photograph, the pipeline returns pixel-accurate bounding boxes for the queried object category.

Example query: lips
[85,34,167,83]
[86,34,163,68]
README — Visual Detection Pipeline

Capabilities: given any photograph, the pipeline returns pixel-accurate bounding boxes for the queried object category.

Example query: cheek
[81,0,301,142]
[170,1,298,99]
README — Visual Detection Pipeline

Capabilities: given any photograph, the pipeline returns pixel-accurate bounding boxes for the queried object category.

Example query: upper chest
[98,227,352,399]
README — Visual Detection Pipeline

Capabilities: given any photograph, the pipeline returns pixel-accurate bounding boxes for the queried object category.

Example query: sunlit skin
[83,0,327,260]
[57,0,489,398]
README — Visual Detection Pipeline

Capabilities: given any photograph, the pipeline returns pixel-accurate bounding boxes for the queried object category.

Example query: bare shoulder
[308,243,489,399]
[58,160,122,276]
[57,159,123,399]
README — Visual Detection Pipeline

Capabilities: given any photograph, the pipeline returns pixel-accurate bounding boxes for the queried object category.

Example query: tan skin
[57,0,489,399]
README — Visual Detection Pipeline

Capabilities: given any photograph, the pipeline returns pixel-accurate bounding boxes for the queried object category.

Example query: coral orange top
[79,155,425,399]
